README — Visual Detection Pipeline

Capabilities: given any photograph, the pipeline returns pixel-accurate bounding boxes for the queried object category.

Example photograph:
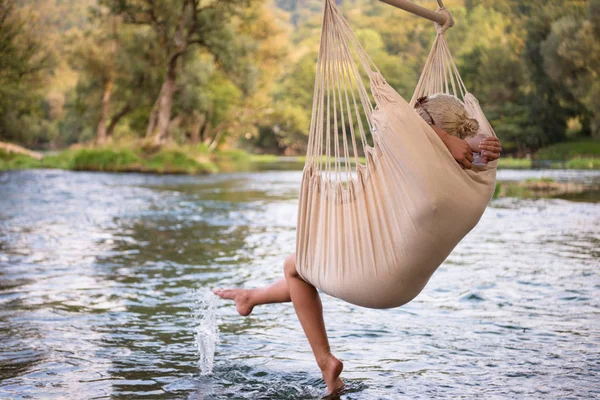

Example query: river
[0,169,599,399]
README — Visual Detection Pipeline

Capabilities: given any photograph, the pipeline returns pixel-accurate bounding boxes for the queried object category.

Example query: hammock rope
[410,8,466,105]
[410,7,497,141]
[306,0,382,179]
[296,0,498,309]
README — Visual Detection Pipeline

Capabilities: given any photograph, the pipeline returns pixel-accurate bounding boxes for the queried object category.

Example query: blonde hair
[414,94,479,139]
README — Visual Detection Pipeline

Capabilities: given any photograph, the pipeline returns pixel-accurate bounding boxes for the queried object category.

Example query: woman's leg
[213,277,291,316]
[283,254,344,395]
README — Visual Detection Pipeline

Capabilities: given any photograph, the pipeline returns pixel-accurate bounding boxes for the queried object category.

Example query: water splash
[192,289,220,376]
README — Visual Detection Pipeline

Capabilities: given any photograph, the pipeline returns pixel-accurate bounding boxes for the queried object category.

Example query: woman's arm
[430,124,474,169]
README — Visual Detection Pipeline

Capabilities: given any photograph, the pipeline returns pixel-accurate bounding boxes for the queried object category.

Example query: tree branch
[107,103,132,137]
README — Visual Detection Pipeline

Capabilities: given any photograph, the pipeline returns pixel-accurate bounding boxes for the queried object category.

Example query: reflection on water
[0,169,599,399]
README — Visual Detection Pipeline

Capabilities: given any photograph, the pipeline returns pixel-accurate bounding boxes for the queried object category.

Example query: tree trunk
[208,129,224,152]
[201,109,213,143]
[206,120,229,151]
[106,103,132,141]
[190,111,205,144]
[146,98,159,138]
[97,79,113,146]
[149,66,177,145]
[168,113,184,144]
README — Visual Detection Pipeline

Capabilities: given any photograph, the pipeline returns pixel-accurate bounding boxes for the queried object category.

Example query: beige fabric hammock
[295,0,498,309]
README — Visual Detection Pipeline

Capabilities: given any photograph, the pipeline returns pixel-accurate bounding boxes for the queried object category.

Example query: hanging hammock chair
[295,0,498,309]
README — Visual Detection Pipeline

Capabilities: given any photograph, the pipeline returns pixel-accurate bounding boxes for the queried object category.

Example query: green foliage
[519,0,590,149]
[71,148,141,171]
[542,1,600,137]
[275,54,318,119]
[0,0,55,146]
[3,0,600,159]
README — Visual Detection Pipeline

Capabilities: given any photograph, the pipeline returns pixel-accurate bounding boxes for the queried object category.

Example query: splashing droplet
[192,289,220,376]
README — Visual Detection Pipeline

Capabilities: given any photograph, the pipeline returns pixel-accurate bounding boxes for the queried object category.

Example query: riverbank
[1,139,599,173]
[0,144,220,174]
[494,177,600,201]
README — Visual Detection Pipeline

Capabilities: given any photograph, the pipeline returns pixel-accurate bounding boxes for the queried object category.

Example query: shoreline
[2,165,599,204]
[2,151,599,201]
[1,142,599,174]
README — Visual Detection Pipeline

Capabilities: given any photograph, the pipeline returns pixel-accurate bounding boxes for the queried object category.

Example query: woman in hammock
[214,93,502,395]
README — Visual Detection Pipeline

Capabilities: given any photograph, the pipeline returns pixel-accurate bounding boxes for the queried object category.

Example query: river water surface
[0,169,599,399]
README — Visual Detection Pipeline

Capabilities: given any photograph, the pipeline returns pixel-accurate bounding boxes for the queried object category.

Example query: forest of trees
[1,0,598,155]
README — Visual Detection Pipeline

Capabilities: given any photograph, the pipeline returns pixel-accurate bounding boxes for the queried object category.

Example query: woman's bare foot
[212,288,255,316]
[319,354,344,395]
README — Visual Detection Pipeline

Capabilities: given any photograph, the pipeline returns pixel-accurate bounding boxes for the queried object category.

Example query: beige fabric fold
[296,0,497,309]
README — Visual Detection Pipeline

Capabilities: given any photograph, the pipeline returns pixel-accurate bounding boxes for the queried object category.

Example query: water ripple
[0,169,599,399]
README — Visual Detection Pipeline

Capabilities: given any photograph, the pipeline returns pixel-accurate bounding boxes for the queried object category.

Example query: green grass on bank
[496,139,600,169]
[71,148,141,171]
[525,177,556,183]
[497,157,532,169]
[0,145,218,174]
[215,148,252,162]
[495,156,600,169]
[0,149,43,170]
[2,138,600,174]
[248,154,281,163]
[40,150,78,169]
[566,158,600,169]
[142,148,217,174]
[535,139,600,160]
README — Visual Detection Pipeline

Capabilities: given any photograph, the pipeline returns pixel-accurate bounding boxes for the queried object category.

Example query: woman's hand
[431,125,474,169]
[479,137,502,163]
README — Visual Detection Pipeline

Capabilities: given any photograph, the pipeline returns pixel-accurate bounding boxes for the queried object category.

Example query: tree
[68,11,121,145]
[542,0,600,137]
[101,0,257,145]
[0,0,54,146]
[518,0,589,148]
[163,1,289,150]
